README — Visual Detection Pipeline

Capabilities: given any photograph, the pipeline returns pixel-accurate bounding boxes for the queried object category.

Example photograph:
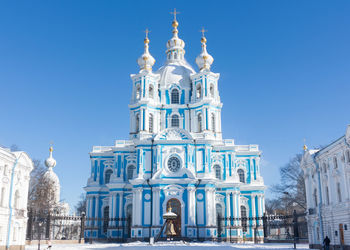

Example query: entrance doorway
[339,224,344,246]
[166,198,181,237]
[126,204,132,238]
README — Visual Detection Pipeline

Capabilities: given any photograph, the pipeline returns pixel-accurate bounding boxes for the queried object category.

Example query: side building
[301,125,350,249]
[0,146,33,250]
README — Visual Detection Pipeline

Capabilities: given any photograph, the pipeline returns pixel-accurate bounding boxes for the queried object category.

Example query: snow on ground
[25,241,309,250]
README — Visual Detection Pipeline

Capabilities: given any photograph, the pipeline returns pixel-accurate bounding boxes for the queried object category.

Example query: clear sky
[1,0,349,210]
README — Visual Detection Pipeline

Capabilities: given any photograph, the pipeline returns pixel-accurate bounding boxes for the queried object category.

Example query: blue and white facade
[84,17,265,242]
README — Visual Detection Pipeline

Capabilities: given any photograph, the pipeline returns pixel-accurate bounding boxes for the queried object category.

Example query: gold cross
[170,8,180,20]
[144,28,150,38]
[200,27,207,37]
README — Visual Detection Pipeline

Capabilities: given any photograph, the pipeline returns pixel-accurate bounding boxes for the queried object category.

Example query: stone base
[0,246,25,250]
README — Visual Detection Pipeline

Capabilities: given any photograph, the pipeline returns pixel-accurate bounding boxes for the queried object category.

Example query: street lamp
[38,220,44,250]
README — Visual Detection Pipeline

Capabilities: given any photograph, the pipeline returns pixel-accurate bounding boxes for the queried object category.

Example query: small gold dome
[201,37,207,44]
[172,20,178,28]
[49,146,53,152]
[144,37,149,44]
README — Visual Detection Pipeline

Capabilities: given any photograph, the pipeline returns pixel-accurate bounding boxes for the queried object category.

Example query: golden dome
[172,20,178,28]
[201,37,207,44]
[144,37,150,44]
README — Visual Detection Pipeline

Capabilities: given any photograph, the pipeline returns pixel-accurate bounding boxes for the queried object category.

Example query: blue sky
[1,0,349,210]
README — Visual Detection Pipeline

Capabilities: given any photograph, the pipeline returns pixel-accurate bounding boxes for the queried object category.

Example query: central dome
[156,61,195,88]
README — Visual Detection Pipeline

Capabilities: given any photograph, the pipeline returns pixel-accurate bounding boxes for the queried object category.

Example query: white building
[0,146,33,250]
[301,125,350,249]
[85,16,266,242]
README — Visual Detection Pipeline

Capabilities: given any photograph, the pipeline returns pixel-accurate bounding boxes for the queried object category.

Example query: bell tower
[129,30,160,140]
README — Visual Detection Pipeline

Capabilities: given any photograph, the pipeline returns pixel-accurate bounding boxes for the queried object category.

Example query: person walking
[323,236,331,250]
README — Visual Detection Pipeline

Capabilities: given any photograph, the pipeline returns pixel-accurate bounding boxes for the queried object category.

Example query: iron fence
[26,211,85,242]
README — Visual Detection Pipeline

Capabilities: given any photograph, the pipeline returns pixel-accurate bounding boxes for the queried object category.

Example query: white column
[226,192,231,226]
[233,192,238,226]
[251,194,256,226]
[109,195,113,226]
[257,195,262,226]
[134,188,142,226]
[188,188,196,226]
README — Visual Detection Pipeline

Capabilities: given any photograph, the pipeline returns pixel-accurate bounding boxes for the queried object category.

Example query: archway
[126,204,132,238]
[166,198,181,237]
[103,206,109,234]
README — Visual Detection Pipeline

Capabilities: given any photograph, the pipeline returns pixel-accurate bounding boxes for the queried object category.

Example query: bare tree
[27,159,62,214]
[271,153,306,212]
[75,193,86,215]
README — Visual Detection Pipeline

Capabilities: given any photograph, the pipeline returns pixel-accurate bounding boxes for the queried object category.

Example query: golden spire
[49,141,54,152]
[144,28,150,44]
[200,27,207,44]
[303,138,308,151]
[170,8,180,34]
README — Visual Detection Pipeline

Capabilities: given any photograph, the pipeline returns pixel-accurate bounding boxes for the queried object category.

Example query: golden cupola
[137,29,156,72]
[195,30,214,71]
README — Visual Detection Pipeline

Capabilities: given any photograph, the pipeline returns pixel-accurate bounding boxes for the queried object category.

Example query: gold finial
[170,8,180,29]
[168,204,172,212]
[49,141,54,152]
[144,28,150,44]
[200,27,207,43]
[303,138,308,151]
[170,8,180,21]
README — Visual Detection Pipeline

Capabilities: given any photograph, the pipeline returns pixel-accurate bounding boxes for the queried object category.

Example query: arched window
[196,84,202,99]
[325,186,330,205]
[14,190,20,209]
[103,206,109,233]
[171,89,179,104]
[323,163,327,173]
[313,188,318,207]
[238,169,245,183]
[104,169,113,184]
[214,165,221,180]
[149,114,153,133]
[337,182,342,202]
[211,114,216,132]
[135,114,140,132]
[136,85,141,100]
[197,113,202,132]
[149,85,154,99]
[174,52,177,59]
[347,150,350,163]
[210,84,214,97]
[333,157,338,168]
[127,165,136,180]
[240,206,247,232]
[0,187,5,206]
[171,114,179,128]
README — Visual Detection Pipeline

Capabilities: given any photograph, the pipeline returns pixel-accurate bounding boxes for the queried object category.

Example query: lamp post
[38,220,43,250]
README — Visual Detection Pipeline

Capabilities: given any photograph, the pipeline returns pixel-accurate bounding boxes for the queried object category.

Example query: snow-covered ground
[25,241,310,250]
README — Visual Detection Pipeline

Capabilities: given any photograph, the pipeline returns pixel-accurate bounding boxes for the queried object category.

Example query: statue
[163,205,178,238]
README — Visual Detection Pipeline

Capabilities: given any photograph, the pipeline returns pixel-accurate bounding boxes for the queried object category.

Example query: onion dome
[137,29,155,72]
[43,146,60,204]
[196,30,214,71]
[45,146,56,169]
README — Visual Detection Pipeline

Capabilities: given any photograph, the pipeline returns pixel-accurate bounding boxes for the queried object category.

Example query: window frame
[171,89,180,104]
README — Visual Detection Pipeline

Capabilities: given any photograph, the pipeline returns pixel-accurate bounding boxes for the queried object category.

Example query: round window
[167,156,181,173]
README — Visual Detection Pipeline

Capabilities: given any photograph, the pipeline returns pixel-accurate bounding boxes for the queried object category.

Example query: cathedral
[84,15,265,242]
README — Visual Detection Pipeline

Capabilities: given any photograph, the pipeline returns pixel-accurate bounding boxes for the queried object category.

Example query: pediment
[155,128,193,141]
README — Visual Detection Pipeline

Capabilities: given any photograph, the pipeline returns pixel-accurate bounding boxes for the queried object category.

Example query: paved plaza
[25,242,309,250]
